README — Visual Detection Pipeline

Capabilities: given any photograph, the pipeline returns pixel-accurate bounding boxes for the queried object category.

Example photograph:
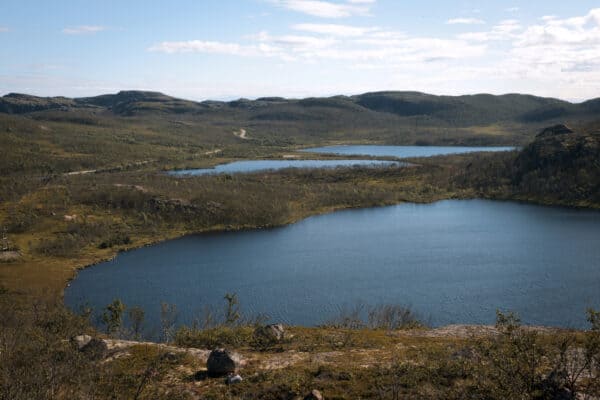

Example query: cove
[65,200,600,335]
[302,145,516,158]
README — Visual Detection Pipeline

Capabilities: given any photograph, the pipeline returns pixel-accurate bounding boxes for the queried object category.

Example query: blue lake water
[169,146,514,176]
[302,145,516,158]
[168,159,401,176]
[65,200,600,335]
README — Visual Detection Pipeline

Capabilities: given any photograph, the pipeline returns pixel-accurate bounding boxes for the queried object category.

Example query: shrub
[101,299,126,336]
[98,233,132,249]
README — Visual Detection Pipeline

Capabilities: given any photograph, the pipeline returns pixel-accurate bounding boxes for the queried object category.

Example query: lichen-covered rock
[206,348,241,377]
[254,323,285,343]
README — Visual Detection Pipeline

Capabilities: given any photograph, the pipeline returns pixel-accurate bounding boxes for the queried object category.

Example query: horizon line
[1,89,596,104]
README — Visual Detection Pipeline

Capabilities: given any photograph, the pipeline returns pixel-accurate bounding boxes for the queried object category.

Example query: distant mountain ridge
[1,90,598,126]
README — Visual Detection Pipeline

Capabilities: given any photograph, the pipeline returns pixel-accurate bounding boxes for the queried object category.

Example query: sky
[1,0,599,101]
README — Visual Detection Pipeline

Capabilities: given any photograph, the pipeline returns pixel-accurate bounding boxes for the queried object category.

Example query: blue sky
[1,0,599,101]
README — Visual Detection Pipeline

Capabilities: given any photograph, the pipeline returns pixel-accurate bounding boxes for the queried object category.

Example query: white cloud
[147,7,600,102]
[446,18,485,25]
[149,40,262,56]
[150,26,485,67]
[270,34,338,49]
[453,8,600,100]
[292,23,378,37]
[516,9,600,47]
[458,19,521,42]
[62,25,107,35]
[270,0,374,18]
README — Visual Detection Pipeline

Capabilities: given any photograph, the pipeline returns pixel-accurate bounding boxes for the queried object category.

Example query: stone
[226,374,243,384]
[72,334,93,350]
[304,389,324,400]
[206,348,241,377]
[254,323,285,343]
[0,251,20,263]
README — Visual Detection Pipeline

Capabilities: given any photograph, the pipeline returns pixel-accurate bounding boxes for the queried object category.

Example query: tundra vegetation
[0,91,599,398]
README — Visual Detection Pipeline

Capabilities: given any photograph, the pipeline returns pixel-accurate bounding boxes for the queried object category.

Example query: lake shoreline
[63,199,594,327]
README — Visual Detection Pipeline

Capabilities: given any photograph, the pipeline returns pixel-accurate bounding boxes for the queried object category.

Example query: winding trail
[63,160,155,176]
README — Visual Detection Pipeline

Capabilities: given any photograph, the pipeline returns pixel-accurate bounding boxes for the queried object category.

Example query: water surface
[302,145,515,158]
[169,159,400,176]
[65,200,600,334]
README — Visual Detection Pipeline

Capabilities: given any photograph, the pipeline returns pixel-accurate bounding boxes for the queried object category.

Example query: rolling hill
[1,90,599,185]
[1,90,597,126]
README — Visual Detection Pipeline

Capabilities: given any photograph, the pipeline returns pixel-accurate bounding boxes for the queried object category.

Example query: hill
[0,93,81,114]
[454,123,600,207]
[1,91,598,173]
[1,90,598,127]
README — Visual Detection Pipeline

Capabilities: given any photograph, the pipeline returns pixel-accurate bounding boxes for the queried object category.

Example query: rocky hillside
[457,124,600,207]
[513,124,600,203]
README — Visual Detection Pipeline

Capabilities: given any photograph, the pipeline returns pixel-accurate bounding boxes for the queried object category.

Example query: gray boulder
[72,334,93,350]
[206,348,241,377]
[226,374,243,385]
[254,324,285,343]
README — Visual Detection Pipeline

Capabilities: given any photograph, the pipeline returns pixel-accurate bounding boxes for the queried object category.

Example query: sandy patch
[233,129,248,140]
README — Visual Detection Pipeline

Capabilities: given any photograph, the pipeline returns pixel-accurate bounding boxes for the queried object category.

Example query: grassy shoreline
[2,149,598,305]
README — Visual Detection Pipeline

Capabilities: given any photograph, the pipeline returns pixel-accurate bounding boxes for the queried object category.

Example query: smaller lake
[169,146,515,176]
[168,159,401,176]
[302,145,516,158]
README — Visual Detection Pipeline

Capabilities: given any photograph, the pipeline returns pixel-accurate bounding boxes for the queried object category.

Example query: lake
[168,159,401,176]
[168,145,515,175]
[302,145,515,158]
[65,200,600,336]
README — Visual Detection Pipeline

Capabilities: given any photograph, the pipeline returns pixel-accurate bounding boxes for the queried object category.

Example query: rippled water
[65,200,600,335]
[302,145,515,158]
